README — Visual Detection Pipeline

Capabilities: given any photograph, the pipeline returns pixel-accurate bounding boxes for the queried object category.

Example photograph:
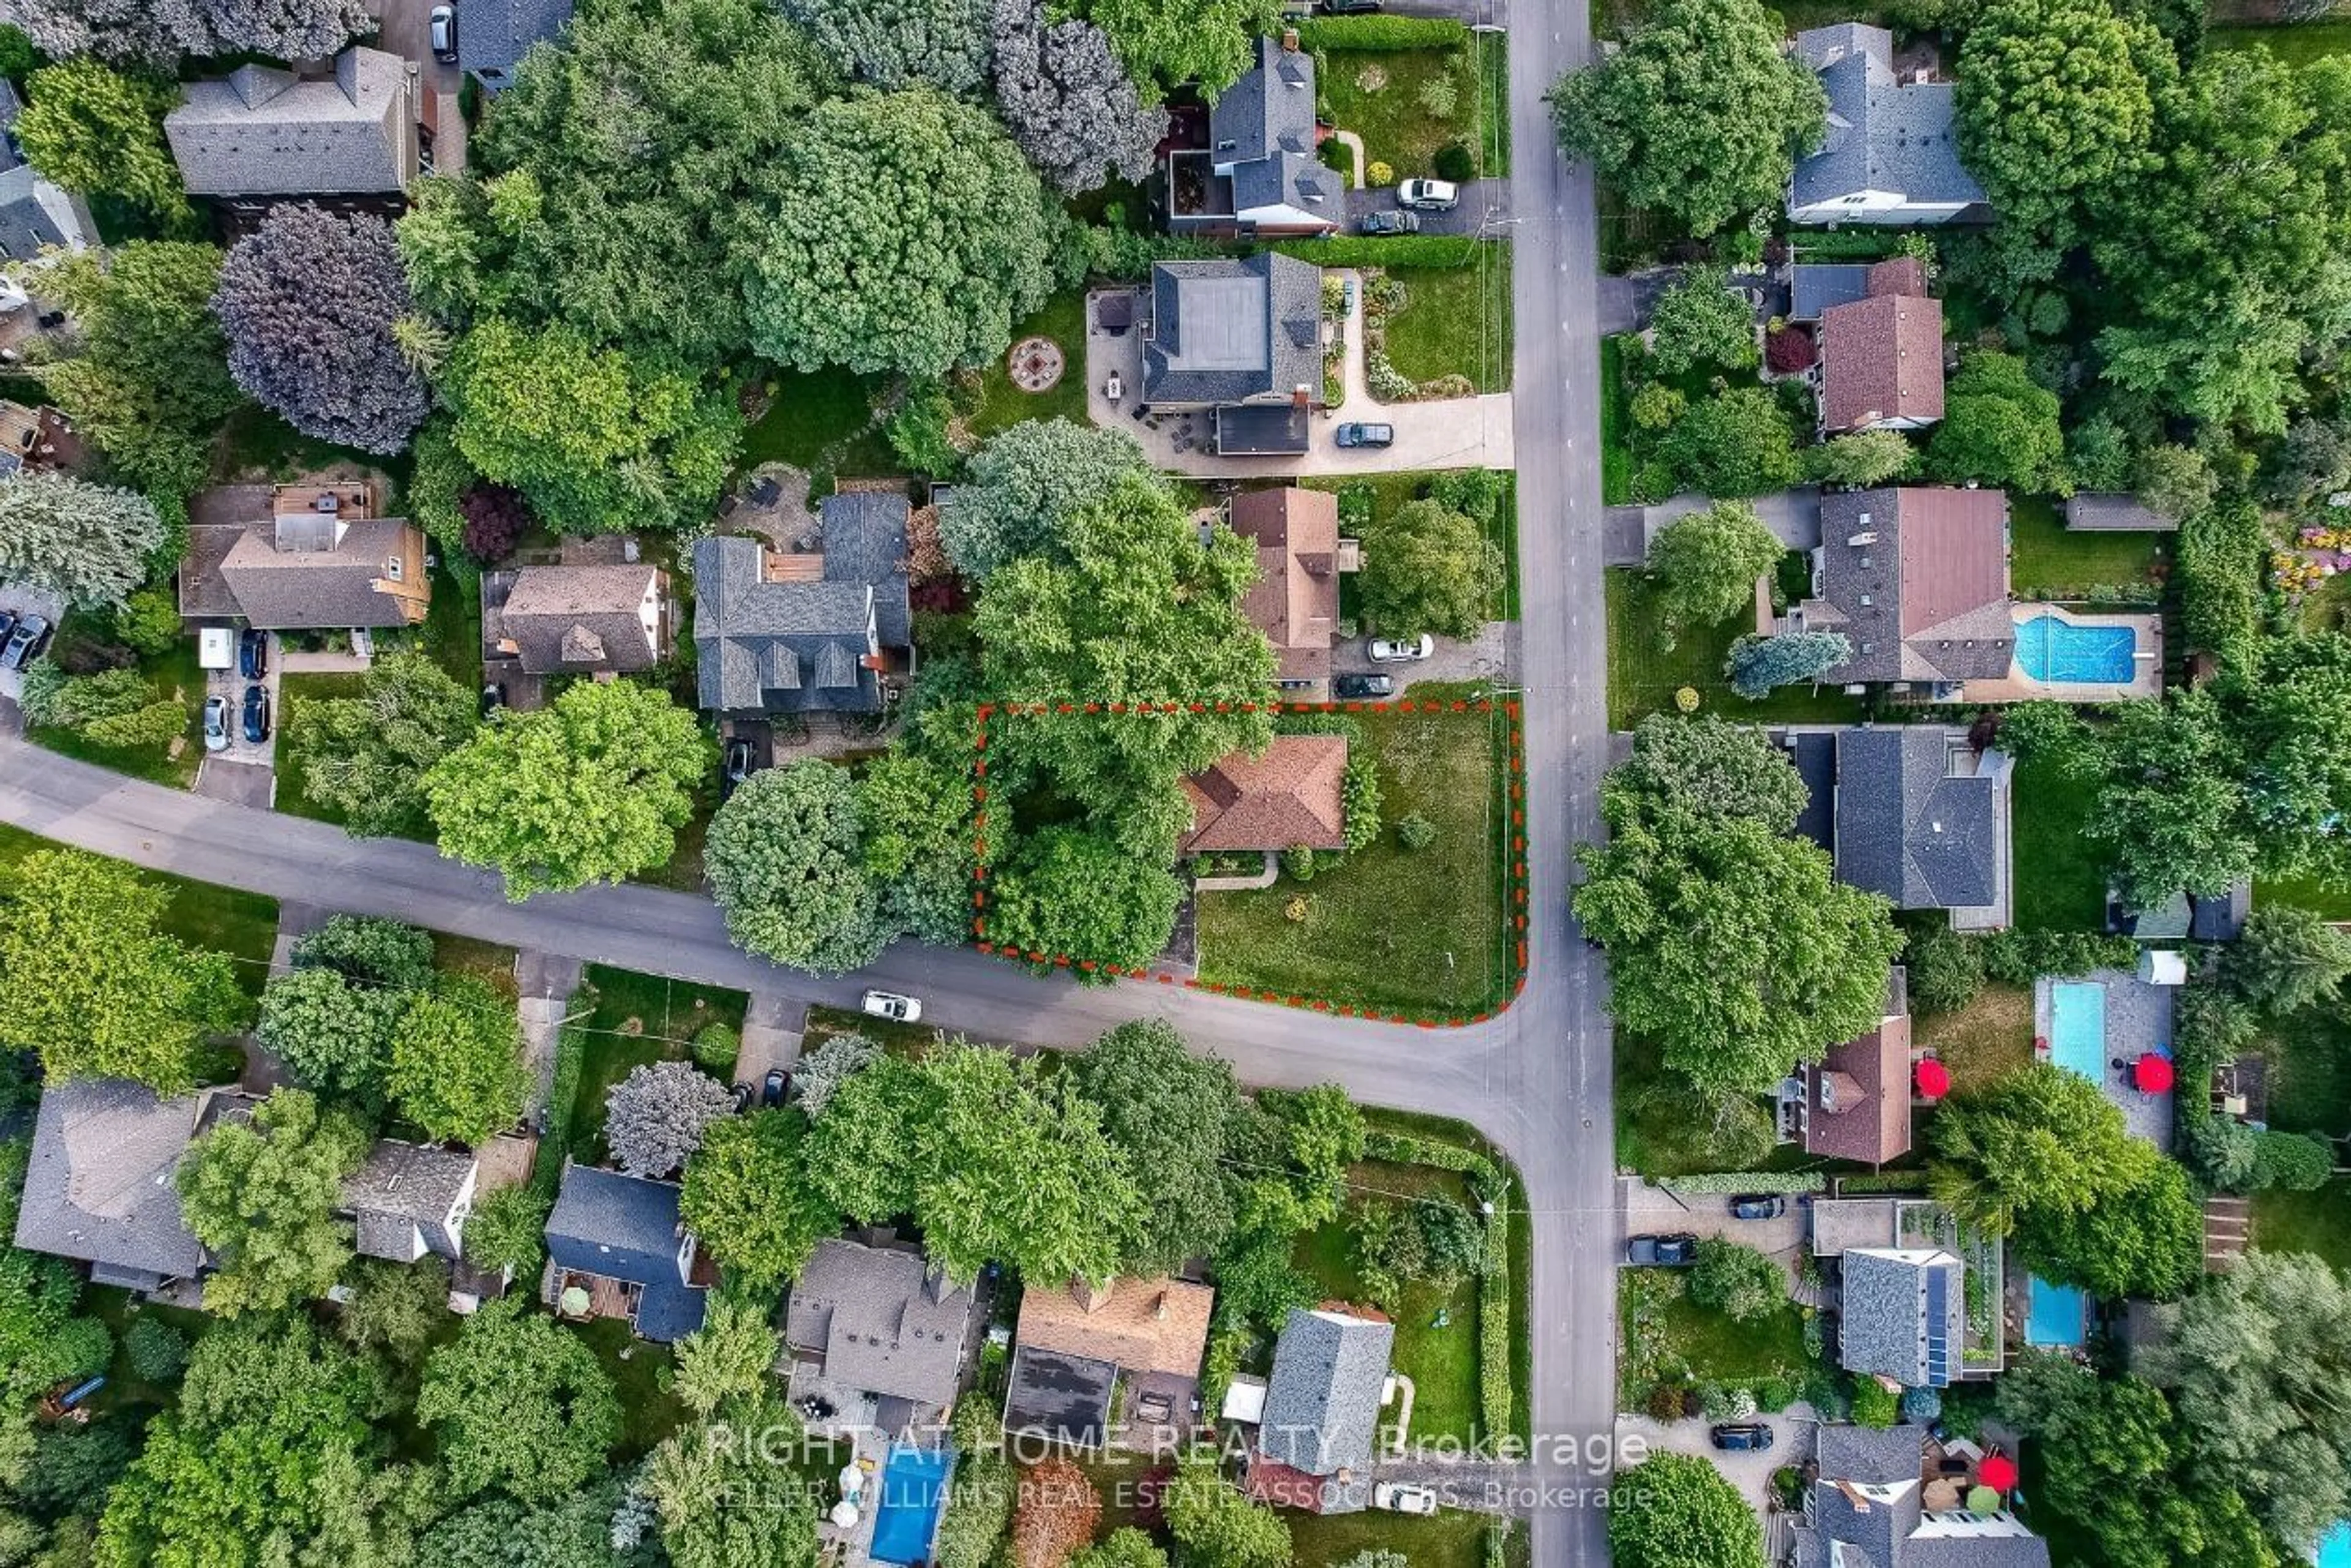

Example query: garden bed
[1617,1267,1819,1416]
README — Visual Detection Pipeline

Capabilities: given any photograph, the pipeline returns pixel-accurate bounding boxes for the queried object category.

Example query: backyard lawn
[2253,1180,2351,1268]
[1313,42,1494,181]
[1291,1509,1499,1568]
[2009,754,2107,931]
[1381,253,1514,394]
[1618,1267,1815,1412]
[2213,18,2351,66]
[572,1315,691,1460]
[567,964,748,1160]
[737,367,898,482]
[1195,708,1510,1018]
[2258,870,2351,920]
[1605,569,1870,728]
[970,290,1090,438]
[2255,1005,2349,1140]
[2005,495,2167,601]
[1913,983,2032,1093]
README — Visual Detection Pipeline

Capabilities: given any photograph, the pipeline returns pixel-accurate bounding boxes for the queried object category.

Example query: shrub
[1367,159,1395,187]
[1284,896,1310,923]
[1673,686,1700,713]
[1851,1378,1899,1428]
[1419,75,1459,119]
[1900,1386,1942,1424]
[1341,755,1382,852]
[1764,324,1815,373]
[1295,15,1469,48]
[1644,1382,1687,1421]
[1659,1172,1824,1194]
[1631,383,1685,431]
[1687,1238,1787,1321]
[1433,140,1475,181]
[122,1318,188,1383]
[1751,1376,1796,1412]
[1907,925,1986,1016]
[1427,467,1507,524]
[457,482,531,563]
[2252,1131,2334,1192]
[691,1021,740,1075]
[1397,813,1436,850]
[1282,843,1316,882]
[111,588,181,656]
[887,383,963,478]
[1979,929,2136,986]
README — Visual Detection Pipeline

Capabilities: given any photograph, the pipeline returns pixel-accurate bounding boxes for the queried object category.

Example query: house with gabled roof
[1180,735,1349,854]
[340,1140,476,1264]
[179,482,430,632]
[1840,1247,1965,1388]
[1817,258,1945,433]
[487,562,670,677]
[542,1161,711,1343]
[456,0,577,91]
[1139,253,1324,456]
[1788,23,1988,227]
[783,1236,978,1435]
[1782,725,2011,929]
[692,492,913,718]
[1798,966,1914,1165]
[1006,1275,1216,1448]
[165,49,419,204]
[1167,33,1340,238]
[1785,487,2014,692]
[1245,1305,1395,1514]
[1796,1425,2050,1568]
[1230,487,1343,691]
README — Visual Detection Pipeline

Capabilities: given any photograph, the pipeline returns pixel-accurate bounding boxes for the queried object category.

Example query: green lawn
[1381,253,1513,393]
[2212,19,2351,66]
[1299,467,1520,621]
[213,406,413,491]
[1619,1268,1815,1413]
[2005,495,2168,601]
[1195,710,1510,1018]
[1604,568,1870,728]
[1291,1508,1494,1568]
[0,821,279,994]
[1913,982,2033,1094]
[570,1315,691,1460]
[26,631,206,790]
[568,965,748,1158]
[2010,755,2107,931]
[1314,45,1490,180]
[2255,1006,2350,1139]
[2259,870,2351,920]
[2252,1180,2351,1268]
[737,367,898,481]
[1599,334,1633,506]
[1613,1032,1812,1179]
[272,672,367,830]
[970,291,1090,439]
[433,931,519,992]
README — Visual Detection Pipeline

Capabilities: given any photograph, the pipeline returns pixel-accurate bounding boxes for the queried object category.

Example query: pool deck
[1960,604,2164,705]
[2033,970,2176,1150]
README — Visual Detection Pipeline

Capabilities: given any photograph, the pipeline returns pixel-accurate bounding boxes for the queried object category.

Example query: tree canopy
[426,679,710,898]
[283,650,480,839]
[1068,1020,1247,1273]
[14,59,189,229]
[176,1088,368,1316]
[0,472,163,610]
[257,967,405,1106]
[2012,1155,2203,1302]
[1073,0,1283,100]
[1929,1062,2161,1235]
[945,419,1154,580]
[986,825,1187,972]
[1357,497,1505,642]
[2082,687,2257,907]
[19,0,367,67]
[1607,1453,1767,1568]
[1643,500,1784,636]
[605,1060,735,1178]
[416,1300,621,1506]
[781,0,991,91]
[707,762,890,975]
[992,0,1166,195]
[1646,268,1760,375]
[681,1109,841,1283]
[385,977,529,1147]
[1924,351,2068,493]
[1161,1455,1291,1568]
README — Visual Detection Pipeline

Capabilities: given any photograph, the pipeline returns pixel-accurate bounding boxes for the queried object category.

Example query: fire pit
[1008,336,1064,393]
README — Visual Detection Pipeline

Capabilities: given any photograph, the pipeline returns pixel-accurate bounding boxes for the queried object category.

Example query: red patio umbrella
[1978,1453,2019,1493]
[1915,1059,1952,1099]
[2134,1052,2176,1093]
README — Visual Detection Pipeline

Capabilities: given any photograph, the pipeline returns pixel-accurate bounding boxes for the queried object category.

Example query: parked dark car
[1626,1232,1697,1266]
[1335,422,1395,449]
[731,1082,754,1114]
[1359,210,1421,236]
[1316,0,1382,12]
[0,612,18,656]
[723,738,754,797]
[1711,1424,1774,1452]
[241,683,271,744]
[238,628,268,680]
[480,683,506,718]
[1333,673,1395,700]
[761,1068,790,1108]
[1730,1194,1787,1221]
[1,615,48,671]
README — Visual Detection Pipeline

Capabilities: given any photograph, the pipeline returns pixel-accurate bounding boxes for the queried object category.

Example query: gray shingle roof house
[0,168,92,263]
[1247,1307,1395,1514]
[1180,34,1340,237]
[542,1161,710,1343]
[1827,726,2012,929]
[489,563,670,675]
[1788,487,2014,689]
[166,49,419,200]
[456,0,577,91]
[1788,24,1987,227]
[179,485,430,631]
[1139,254,1322,454]
[1795,1424,2050,1568]
[340,1141,476,1264]
[1839,1247,1965,1388]
[783,1237,977,1412]
[693,493,912,717]
[13,1080,253,1292]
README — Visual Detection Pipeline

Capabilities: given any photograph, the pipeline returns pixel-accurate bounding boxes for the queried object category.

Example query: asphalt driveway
[1615,1409,1817,1510]
[1346,180,1512,236]
[1619,1177,1810,1283]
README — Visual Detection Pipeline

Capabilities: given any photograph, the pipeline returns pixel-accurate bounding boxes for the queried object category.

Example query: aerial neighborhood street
[0,0,2347,1566]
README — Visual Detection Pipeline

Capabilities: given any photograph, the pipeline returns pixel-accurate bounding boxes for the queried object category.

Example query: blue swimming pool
[2017,614,2137,685]
[2049,981,2107,1082]
[2026,1277,2088,1348]
[870,1446,951,1566]
[2318,1521,2351,1568]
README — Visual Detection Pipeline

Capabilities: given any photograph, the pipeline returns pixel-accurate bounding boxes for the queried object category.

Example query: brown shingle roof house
[1229,487,1340,686]
[178,483,429,631]
[1788,486,2012,688]
[1180,735,1348,853]
[1016,1275,1215,1379]
[490,563,670,675]
[1800,966,1913,1165]
[1818,258,1944,434]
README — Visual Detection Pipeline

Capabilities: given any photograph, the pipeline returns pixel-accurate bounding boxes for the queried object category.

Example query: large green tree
[1073,0,1281,99]
[0,849,244,1092]
[943,419,1153,580]
[0,473,163,610]
[667,1285,784,1417]
[416,1300,621,1506]
[1608,1453,1766,1568]
[1924,351,2067,492]
[747,88,1068,378]
[2082,687,2257,907]
[1551,0,1824,238]
[1357,497,1505,642]
[385,977,528,1147]
[255,966,407,1105]
[680,1109,841,1284]
[1643,501,1783,637]
[706,762,889,975]
[2012,1156,2203,1302]
[176,1089,368,1316]
[284,650,481,839]
[426,678,710,898]
[1660,388,1804,498]
[1686,1237,1787,1321]
[643,1392,820,1568]
[1928,1062,2160,1235]
[441,317,739,536]
[1068,1020,1247,1274]
[2228,902,2351,1017]
[1646,268,1759,375]
[14,59,190,231]
[986,826,1186,972]
[1162,1455,1290,1568]
[2228,634,2351,885]
[857,746,974,946]
[1607,716,1813,835]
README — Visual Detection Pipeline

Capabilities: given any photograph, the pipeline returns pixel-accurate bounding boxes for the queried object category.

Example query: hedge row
[1272,234,1487,270]
[1295,15,1470,50]
[1834,1170,1932,1195]
[1364,1128,1513,1437]
[1659,1171,1828,1195]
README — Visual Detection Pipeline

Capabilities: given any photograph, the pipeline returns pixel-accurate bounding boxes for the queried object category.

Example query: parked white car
[1368,634,1434,662]
[861,989,922,1023]
[1397,178,1460,211]
[1373,1482,1439,1516]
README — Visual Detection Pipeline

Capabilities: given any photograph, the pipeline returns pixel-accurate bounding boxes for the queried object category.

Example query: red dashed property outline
[966,697,1529,1027]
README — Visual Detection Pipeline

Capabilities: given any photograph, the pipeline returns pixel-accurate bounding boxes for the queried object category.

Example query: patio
[2033,970,2178,1150]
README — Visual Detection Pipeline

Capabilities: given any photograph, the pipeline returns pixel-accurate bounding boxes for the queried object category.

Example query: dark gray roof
[1804,1419,2051,1568]
[1790,263,1874,322]
[13,1080,211,1282]
[1231,150,1342,223]
[1818,1422,1925,1487]
[1790,26,1985,214]
[1787,731,1837,851]
[818,493,913,648]
[1833,727,2000,912]
[182,497,429,630]
[340,1140,475,1262]
[0,169,91,263]
[167,49,418,198]
[1142,253,1323,407]
[692,530,897,716]
[1003,1344,1116,1447]
[1257,1307,1393,1479]
[783,1238,976,1408]
[1211,36,1316,166]
[1839,1248,1964,1387]
[493,564,665,674]
[2189,882,2251,942]
[545,1163,707,1342]
[456,0,577,88]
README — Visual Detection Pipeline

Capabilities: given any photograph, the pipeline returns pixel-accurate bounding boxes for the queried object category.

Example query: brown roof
[1895,487,2007,639]
[495,564,667,674]
[1820,292,1944,433]
[1803,1010,1913,1165]
[1229,488,1339,683]
[1180,735,1348,853]
[1014,1275,1215,1379]
[1865,257,1928,299]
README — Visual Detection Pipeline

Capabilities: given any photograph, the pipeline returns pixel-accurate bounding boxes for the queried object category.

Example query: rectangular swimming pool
[2026,1277,2087,1349]
[870,1446,951,1566]
[2017,613,2138,685]
[2319,1522,2351,1568]
[2048,981,2107,1082]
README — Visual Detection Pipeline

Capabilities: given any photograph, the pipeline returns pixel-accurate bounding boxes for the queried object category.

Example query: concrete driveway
[1615,1409,1817,1510]
[1334,620,1513,685]
[1620,1177,1810,1283]
[1645,489,1824,552]
[196,633,279,805]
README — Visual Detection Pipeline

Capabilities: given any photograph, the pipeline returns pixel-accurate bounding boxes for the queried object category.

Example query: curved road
[0,6,1616,1556]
